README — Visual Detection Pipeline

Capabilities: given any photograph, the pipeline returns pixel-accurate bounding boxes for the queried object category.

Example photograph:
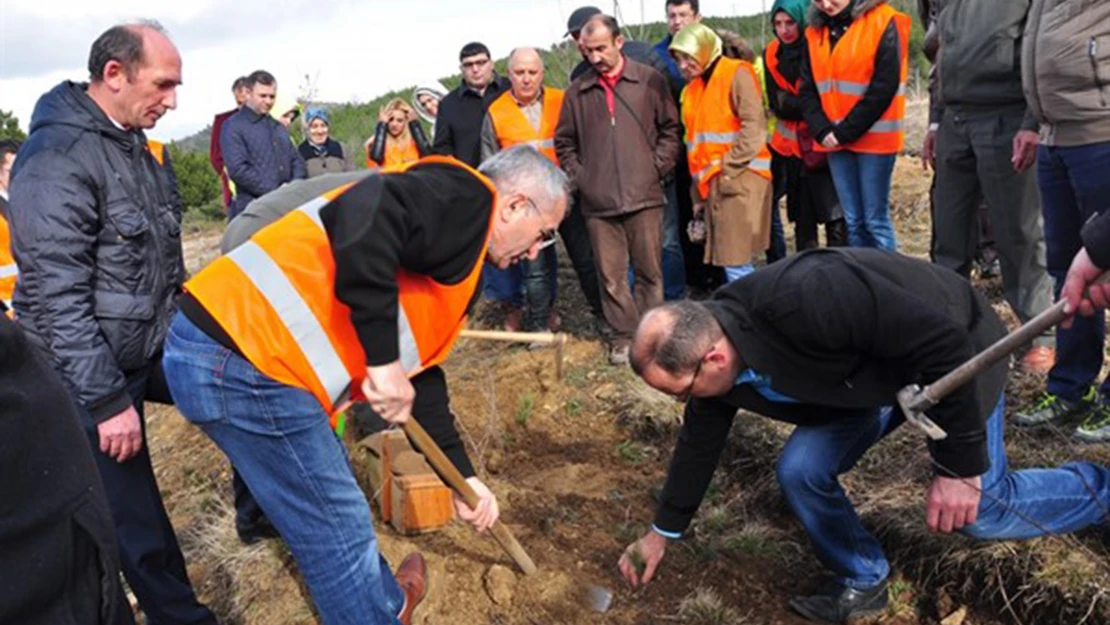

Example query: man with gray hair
[480,47,602,333]
[163,146,566,624]
[9,21,218,625]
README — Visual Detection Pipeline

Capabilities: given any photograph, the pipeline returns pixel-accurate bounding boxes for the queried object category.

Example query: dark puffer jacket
[9,81,185,424]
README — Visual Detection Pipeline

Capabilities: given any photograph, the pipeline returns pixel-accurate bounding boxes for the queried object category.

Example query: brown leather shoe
[1021,345,1056,375]
[503,306,524,333]
[394,552,427,625]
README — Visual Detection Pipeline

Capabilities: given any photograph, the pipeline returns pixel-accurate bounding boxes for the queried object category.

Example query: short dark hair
[583,14,622,39]
[0,139,21,163]
[87,20,166,81]
[246,70,276,88]
[459,42,491,62]
[630,301,721,376]
[232,76,250,92]
[665,0,700,13]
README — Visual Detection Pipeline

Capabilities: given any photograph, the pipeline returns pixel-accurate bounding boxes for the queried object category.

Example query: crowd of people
[1,1,1109,625]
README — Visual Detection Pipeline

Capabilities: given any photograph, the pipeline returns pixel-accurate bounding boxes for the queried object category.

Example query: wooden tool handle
[460,329,560,344]
[923,272,1110,405]
[401,419,538,575]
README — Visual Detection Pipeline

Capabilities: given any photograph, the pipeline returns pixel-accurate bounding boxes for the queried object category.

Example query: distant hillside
[172,5,925,162]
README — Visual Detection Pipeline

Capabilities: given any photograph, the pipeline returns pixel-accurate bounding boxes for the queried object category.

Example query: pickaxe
[898,273,1110,440]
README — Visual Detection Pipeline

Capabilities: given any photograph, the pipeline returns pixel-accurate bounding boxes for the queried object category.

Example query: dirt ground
[144,156,1110,625]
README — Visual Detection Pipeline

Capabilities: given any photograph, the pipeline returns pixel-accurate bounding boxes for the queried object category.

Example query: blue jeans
[776,396,1110,589]
[162,313,404,625]
[482,263,523,306]
[662,179,687,300]
[1037,142,1110,402]
[827,151,898,250]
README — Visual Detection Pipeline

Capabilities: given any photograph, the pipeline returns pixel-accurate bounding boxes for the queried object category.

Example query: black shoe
[789,579,888,624]
[237,521,281,545]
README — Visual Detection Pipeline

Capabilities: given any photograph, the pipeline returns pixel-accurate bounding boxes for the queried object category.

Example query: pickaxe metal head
[896,384,949,441]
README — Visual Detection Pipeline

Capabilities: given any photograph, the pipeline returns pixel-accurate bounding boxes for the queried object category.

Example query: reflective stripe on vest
[184,156,496,418]
[805,4,911,155]
[0,264,16,279]
[681,57,774,198]
[487,88,564,165]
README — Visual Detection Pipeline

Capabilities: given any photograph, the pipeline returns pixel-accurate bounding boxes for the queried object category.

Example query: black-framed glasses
[524,197,558,250]
[675,356,705,403]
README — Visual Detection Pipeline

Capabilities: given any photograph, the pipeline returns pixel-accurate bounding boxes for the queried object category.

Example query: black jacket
[1085,211,1110,270]
[432,77,510,167]
[654,248,1008,534]
[800,0,904,145]
[0,315,130,625]
[9,81,185,424]
[765,40,807,123]
[221,106,306,217]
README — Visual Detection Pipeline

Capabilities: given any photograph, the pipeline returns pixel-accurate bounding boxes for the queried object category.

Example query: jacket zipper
[1091,38,1107,107]
[610,112,624,209]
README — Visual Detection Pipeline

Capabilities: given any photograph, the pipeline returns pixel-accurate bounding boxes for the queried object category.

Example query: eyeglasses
[461,58,490,70]
[524,197,558,250]
[674,357,705,403]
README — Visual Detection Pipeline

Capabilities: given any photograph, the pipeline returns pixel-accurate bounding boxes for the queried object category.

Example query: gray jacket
[1023,0,1110,146]
[9,81,185,423]
[931,0,1037,128]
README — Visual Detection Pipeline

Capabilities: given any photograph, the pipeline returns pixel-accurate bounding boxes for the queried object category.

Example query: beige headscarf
[668,23,723,70]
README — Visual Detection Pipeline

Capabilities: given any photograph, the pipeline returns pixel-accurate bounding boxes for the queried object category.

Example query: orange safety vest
[487,88,564,165]
[367,137,421,169]
[0,213,15,310]
[764,40,802,159]
[148,139,166,166]
[183,156,497,429]
[682,57,774,200]
[805,4,910,154]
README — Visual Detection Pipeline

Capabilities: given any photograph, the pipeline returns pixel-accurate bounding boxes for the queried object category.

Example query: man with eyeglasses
[617,247,1110,624]
[432,41,510,167]
[162,146,568,625]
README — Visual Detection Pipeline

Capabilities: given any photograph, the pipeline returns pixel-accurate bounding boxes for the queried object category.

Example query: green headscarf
[770,0,808,30]
[669,23,723,70]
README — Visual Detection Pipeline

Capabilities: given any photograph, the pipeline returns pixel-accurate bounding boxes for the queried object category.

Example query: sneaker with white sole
[1075,401,1110,443]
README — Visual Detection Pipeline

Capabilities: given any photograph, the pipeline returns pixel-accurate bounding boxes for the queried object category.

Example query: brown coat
[554,57,681,218]
[691,60,772,266]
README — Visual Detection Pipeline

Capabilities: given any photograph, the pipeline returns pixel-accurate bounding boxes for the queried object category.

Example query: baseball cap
[566,6,602,36]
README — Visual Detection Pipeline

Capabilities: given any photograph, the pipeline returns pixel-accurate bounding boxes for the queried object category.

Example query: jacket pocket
[94,291,155,372]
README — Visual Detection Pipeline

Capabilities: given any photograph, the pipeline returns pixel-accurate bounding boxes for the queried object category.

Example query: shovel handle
[400,419,538,575]
[921,272,1110,405]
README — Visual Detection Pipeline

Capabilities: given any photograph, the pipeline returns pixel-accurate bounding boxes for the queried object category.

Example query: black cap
[566,6,602,36]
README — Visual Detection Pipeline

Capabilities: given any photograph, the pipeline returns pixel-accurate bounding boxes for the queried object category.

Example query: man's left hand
[926,475,981,533]
[1012,130,1038,173]
[454,477,500,532]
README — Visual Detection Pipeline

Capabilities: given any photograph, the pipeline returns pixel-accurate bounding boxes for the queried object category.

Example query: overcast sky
[0,0,768,141]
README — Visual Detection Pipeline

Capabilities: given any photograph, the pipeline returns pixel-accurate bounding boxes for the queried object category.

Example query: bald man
[10,22,218,624]
[618,248,1110,624]
[480,47,602,332]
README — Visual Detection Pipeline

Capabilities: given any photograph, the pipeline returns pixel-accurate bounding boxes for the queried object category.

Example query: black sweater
[800,16,902,145]
[432,77,510,167]
[653,249,1008,534]
[1084,211,1110,270]
[765,41,807,122]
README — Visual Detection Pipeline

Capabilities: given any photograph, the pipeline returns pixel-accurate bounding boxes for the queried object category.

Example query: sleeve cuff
[929,439,989,479]
[87,388,134,425]
[356,318,401,366]
[651,524,683,540]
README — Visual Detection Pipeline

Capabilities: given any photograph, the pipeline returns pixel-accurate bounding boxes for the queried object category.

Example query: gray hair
[88,20,168,81]
[507,47,545,71]
[478,145,568,214]
[631,301,722,376]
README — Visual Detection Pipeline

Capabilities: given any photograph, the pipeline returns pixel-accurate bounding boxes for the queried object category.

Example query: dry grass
[677,587,753,625]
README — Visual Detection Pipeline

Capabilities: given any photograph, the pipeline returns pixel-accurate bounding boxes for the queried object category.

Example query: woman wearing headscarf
[800,0,910,250]
[365,98,431,168]
[765,0,846,250]
[412,81,447,138]
[670,23,773,282]
[298,107,351,177]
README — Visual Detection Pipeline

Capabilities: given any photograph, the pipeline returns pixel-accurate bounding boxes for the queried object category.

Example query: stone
[483,564,517,606]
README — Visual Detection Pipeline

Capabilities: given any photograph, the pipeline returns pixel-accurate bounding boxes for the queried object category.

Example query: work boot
[1075,400,1110,443]
[789,578,888,624]
[394,552,427,625]
[1014,387,1097,428]
[1020,345,1056,375]
[503,305,524,333]
[236,520,281,545]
